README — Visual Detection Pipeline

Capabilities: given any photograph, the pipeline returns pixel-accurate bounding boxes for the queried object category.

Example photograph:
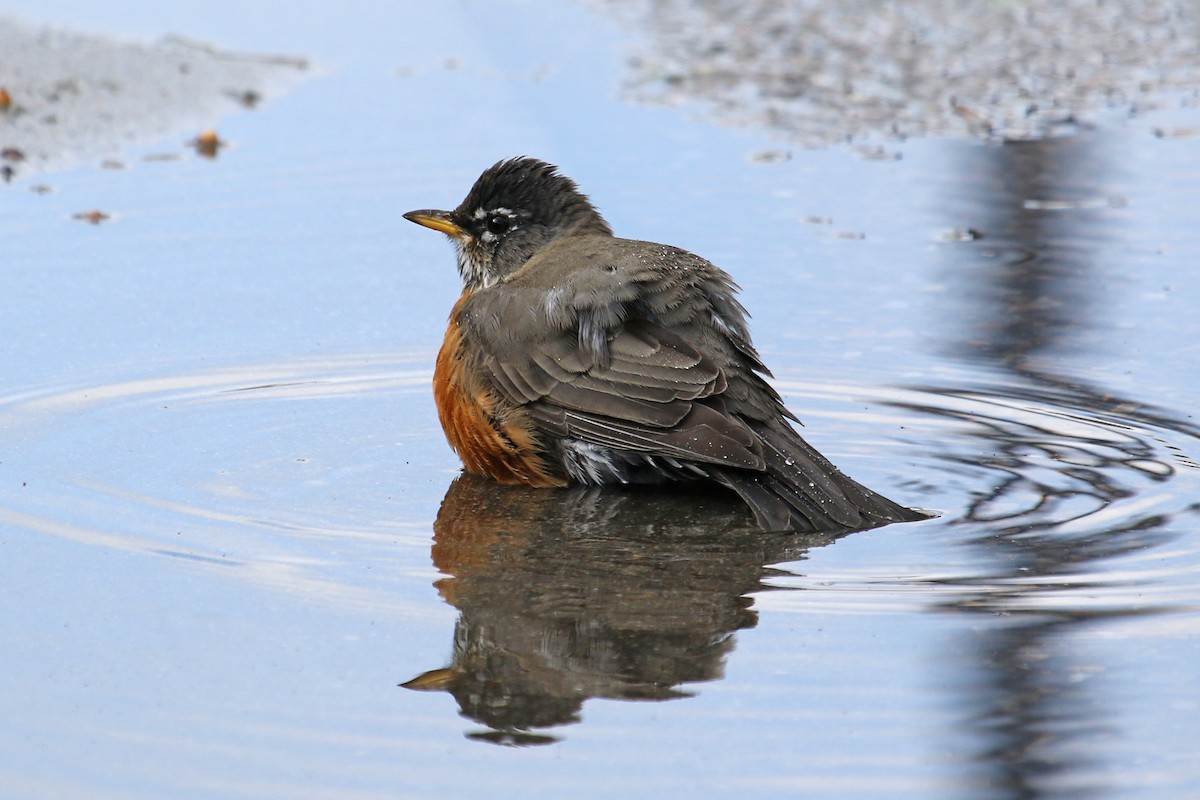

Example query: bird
[403,157,926,532]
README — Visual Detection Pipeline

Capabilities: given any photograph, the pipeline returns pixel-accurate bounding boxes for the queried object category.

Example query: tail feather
[714,421,927,532]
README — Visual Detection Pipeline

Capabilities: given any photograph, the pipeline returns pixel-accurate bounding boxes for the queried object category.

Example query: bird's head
[404,157,612,290]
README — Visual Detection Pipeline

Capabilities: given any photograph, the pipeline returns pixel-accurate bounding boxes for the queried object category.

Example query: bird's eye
[485,215,511,235]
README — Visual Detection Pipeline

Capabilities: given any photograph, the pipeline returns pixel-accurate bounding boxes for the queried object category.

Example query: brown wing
[478,313,767,471]
[449,233,777,471]
[455,233,925,532]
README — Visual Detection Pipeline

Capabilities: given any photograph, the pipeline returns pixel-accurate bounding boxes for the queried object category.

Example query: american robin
[404,157,926,532]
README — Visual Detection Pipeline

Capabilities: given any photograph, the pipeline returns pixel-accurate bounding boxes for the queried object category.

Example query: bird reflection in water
[402,473,847,745]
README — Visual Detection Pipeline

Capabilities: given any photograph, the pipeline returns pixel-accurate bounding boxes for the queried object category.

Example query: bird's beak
[399,667,458,691]
[403,209,466,239]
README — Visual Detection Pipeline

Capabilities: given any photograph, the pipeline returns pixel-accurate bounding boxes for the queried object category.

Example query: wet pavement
[2,3,1199,799]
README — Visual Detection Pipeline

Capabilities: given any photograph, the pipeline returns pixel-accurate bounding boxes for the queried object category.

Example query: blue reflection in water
[904,134,1200,799]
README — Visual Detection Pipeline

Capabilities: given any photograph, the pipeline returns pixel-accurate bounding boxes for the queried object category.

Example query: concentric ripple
[4,355,1199,620]
[0,353,443,613]
[762,374,1200,617]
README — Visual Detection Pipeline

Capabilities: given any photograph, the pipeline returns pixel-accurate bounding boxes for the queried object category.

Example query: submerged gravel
[595,0,1200,145]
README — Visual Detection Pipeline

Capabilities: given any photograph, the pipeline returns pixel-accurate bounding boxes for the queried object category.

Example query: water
[2,3,1199,799]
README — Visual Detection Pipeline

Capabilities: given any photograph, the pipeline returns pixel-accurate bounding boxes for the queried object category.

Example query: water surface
[2,3,1199,799]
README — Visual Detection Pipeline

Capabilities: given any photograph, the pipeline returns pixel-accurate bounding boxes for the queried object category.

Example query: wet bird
[404,157,925,532]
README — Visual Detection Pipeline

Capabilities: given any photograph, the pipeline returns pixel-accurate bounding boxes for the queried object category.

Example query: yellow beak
[403,209,466,239]
[400,667,459,691]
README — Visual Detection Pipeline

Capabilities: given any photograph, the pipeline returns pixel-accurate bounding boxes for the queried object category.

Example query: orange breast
[433,298,566,488]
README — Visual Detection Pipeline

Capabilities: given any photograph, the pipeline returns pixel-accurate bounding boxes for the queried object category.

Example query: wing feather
[446,232,922,532]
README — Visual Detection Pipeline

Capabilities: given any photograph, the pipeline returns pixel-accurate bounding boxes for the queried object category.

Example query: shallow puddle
[2,3,1199,799]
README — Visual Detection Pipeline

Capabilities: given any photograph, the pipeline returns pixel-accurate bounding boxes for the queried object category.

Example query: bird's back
[452,233,926,531]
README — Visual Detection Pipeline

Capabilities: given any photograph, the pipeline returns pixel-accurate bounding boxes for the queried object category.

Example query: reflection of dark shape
[950,609,1163,800]
[931,135,1198,544]
[910,404,1193,797]
[949,136,1110,369]
[929,135,1198,543]
[909,378,1189,798]
[403,473,845,744]
[920,134,1200,798]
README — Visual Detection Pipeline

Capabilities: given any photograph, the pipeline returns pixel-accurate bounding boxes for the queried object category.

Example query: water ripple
[767,375,1200,616]
[0,353,440,614]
